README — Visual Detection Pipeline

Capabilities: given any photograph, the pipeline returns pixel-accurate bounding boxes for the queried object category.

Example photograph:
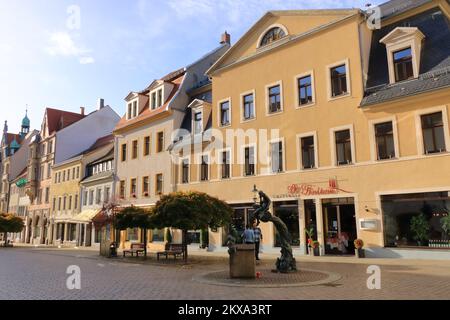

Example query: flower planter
[313,247,320,256]
[355,248,365,258]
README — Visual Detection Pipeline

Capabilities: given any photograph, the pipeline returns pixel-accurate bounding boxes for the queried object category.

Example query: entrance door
[323,198,357,255]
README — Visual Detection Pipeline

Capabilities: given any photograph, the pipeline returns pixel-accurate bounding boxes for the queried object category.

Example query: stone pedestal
[229,244,256,279]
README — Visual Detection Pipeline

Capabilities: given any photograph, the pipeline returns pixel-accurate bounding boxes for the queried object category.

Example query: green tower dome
[22,113,30,128]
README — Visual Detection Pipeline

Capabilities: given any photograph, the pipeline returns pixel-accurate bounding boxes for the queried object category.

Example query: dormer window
[259,26,286,47]
[380,27,425,84]
[393,48,413,82]
[127,100,138,120]
[150,87,164,110]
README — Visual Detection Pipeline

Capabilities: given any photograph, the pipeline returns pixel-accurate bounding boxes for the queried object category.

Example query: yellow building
[175,1,450,259]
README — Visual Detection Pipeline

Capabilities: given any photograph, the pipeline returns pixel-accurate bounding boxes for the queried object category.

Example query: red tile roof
[85,134,114,153]
[5,133,22,146]
[114,72,185,132]
[46,108,85,134]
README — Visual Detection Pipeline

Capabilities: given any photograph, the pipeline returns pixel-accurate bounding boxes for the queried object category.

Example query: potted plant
[410,214,430,246]
[311,241,320,256]
[441,214,450,241]
[354,239,365,258]
[305,227,315,256]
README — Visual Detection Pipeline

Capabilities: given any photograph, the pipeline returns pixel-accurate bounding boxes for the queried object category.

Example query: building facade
[175,1,450,259]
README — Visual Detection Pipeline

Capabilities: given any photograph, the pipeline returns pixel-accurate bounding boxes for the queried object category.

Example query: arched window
[260,27,286,47]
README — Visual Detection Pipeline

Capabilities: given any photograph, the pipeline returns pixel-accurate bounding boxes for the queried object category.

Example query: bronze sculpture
[253,190,297,273]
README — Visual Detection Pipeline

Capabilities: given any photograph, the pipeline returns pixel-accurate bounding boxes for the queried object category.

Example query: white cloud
[46,31,94,65]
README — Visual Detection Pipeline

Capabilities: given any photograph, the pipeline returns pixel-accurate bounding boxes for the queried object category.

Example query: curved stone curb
[192,268,342,288]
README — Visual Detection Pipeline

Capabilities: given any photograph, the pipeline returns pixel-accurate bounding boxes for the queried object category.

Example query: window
[126,228,139,242]
[63,196,67,210]
[151,92,157,110]
[156,174,163,195]
[89,190,94,206]
[144,136,150,156]
[104,187,110,203]
[335,130,352,165]
[274,201,300,247]
[83,191,88,206]
[143,177,149,195]
[301,136,316,169]
[157,89,163,108]
[260,27,286,47]
[421,112,446,154]
[194,111,203,134]
[48,141,53,154]
[72,168,75,180]
[96,189,102,205]
[76,167,80,179]
[45,187,50,204]
[221,151,231,179]
[120,181,126,199]
[298,75,313,106]
[132,140,138,159]
[157,132,164,153]
[53,198,56,211]
[270,141,283,173]
[152,229,165,242]
[393,48,413,82]
[243,94,255,120]
[132,101,137,118]
[121,144,127,162]
[244,146,255,176]
[74,195,78,210]
[40,166,44,181]
[127,103,132,119]
[58,197,62,211]
[330,64,348,97]
[131,178,137,196]
[200,155,209,181]
[220,101,230,126]
[375,122,396,160]
[47,163,52,179]
[268,85,281,113]
[68,196,72,210]
[181,159,189,184]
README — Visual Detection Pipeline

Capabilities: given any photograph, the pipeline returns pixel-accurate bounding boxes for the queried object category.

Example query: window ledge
[328,93,351,102]
[295,102,316,110]
[266,110,284,117]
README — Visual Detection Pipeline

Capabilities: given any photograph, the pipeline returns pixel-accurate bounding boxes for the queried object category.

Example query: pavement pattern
[1,248,450,300]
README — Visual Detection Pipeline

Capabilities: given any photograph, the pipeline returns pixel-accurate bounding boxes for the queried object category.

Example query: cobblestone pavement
[1,248,449,300]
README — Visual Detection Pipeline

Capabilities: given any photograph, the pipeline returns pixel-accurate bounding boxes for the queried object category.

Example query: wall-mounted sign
[359,219,378,231]
[15,178,28,188]
[286,183,352,197]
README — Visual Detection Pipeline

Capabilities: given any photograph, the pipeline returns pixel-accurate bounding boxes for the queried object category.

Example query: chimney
[97,98,105,110]
[80,107,85,116]
[220,31,231,45]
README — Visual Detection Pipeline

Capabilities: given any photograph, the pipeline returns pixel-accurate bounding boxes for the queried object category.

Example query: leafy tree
[152,191,232,261]
[410,214,430,245]
[0,213,25,247]
[115,207,154,258]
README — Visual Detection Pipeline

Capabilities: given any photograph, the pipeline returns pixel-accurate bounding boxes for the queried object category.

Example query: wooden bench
[123,243,145,257]
[157,243,186,261]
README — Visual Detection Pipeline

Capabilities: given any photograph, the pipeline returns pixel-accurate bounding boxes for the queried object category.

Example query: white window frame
[150,86,164,110]
[256,24,289,49]
[240,90,257,123]
[217,147,232,180]
[369,116,400,161]
[192,107,204,135]
[330,124,356,167]
[415,105,450,156]
[241,143,257,177]
[326,59,351,101]
[294,70,316,108]
[217,97,232,128]
[265,80,284,116]
[179,156,190,184]
[296,131,319,171]
[267,138,286,175]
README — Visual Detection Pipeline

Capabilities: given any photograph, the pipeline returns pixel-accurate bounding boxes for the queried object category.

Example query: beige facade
[175,3,450,259]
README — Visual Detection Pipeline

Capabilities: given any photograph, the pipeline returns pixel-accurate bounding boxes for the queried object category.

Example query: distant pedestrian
[253,222,263,260]
[242,225,255,244]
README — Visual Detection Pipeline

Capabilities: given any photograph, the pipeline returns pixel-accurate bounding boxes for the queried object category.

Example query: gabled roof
[379,0,432,20]
[114,71,185,132]
[5,133,22,146]
[362,7,450,107]
[85,134,114,153]
[379,26,425,44]
[46,108,85,134]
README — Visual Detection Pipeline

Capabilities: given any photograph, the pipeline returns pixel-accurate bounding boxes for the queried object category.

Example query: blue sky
[0,0,384,133]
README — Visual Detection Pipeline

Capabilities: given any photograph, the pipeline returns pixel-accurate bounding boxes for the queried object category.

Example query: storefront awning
[71,209,101,223]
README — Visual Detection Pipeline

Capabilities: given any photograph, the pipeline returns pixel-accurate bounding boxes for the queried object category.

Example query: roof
[80,171,114,185]
[85,134,114,153]
[5,133,22,146]
[46,108,85,134]
[361,7,450,107]
[114,72,185,132]
[378,0,432,20]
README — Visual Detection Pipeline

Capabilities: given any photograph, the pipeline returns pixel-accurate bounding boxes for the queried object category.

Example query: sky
[0,0,384,133]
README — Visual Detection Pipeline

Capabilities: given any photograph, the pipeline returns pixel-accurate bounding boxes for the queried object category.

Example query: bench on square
[123,243,145,257]
[157,243,186,261]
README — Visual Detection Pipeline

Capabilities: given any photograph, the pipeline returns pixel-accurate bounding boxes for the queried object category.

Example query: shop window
[382,192,450,248]
[421,112,446,154]
[187,231,201,244]
[126,228,139,242]
[274,201,300,247]
[375,121,396,160]
[222,204,255,246]
[152,229,165,242]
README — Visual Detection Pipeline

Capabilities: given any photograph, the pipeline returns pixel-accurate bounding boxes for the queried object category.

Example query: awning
[71,209,101,223]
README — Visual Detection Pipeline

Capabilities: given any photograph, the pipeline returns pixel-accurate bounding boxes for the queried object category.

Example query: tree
[115,207,154,258]
[410,214,430,246]
[0,213,25,247]
[151,191,233,262]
